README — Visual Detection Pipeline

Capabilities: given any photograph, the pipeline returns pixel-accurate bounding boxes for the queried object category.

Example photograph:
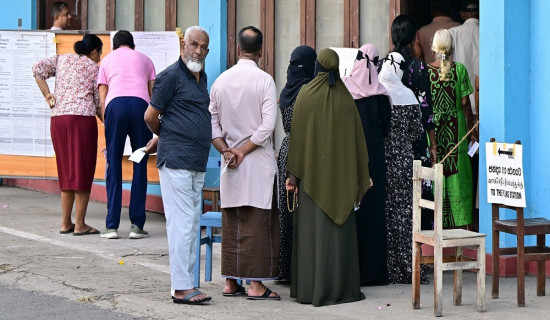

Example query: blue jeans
[104,96,152,230]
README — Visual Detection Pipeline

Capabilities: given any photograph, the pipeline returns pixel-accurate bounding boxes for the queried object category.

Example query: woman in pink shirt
[33,34,103,235]
[97,30,156,240]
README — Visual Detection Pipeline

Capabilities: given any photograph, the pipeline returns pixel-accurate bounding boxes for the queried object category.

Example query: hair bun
[73,41,84,54]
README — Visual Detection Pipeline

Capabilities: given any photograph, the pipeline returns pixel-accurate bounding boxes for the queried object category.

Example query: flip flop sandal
[73,227,100,236]
[172,289,212,305]
[60,225,75,234]
[246,288,281,300]
[222,285,246,296]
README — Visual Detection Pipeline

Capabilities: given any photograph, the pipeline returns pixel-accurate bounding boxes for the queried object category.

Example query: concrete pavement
[0,185,548,319]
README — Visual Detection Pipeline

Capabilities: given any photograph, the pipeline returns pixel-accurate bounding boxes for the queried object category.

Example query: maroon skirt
[50,115,98,192]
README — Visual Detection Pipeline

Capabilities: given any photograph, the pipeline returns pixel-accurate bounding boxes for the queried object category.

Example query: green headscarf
[286,48,370,226]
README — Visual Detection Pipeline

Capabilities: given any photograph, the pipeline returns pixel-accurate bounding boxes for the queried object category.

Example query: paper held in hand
[129,147,147,163]
[213,154,234,184]
[468,141,479,157]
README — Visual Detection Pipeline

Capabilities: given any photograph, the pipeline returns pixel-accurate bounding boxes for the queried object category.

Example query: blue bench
[194,211,222,288]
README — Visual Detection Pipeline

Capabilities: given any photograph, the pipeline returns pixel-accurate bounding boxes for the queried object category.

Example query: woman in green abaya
[286,48,372,307]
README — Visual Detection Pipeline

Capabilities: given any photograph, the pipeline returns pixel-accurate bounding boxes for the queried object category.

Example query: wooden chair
[202,186,220,212]
[491,203,550,306]
[412,160,486,317]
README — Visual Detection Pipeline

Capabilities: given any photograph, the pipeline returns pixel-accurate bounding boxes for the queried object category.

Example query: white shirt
[449,18,479,115]
[50,26,63,30]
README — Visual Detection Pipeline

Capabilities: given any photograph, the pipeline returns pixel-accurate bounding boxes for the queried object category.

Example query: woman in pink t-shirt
[97,30,156,240]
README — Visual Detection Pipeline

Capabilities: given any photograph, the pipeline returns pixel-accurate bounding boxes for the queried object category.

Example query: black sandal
[246,288,281,300]
[172,289,211,305]
[222,285,246,296]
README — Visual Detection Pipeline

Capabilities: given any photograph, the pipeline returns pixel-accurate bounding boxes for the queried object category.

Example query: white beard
[186,59,203,73]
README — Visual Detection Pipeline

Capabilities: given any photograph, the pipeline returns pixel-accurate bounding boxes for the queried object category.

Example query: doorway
[394,0,480,231]
[37,0,83,30]
[401,0,463,28]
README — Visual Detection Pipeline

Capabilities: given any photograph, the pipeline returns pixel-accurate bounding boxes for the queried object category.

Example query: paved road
[0,283,139,320]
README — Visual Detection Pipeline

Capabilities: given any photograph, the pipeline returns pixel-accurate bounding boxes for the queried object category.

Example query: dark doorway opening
[37,0,83,30]
[392,0,480,232]
[404,0,463,28]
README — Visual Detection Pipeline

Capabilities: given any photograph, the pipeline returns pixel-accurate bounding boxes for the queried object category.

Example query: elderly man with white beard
[144,26,212,305]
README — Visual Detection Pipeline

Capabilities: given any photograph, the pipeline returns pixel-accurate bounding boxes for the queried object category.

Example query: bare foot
[60,223,75,233]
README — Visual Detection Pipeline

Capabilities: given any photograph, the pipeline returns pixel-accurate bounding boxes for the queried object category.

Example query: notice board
[486,141,526,207]
[0,31,179,183]
[0,32,56,157]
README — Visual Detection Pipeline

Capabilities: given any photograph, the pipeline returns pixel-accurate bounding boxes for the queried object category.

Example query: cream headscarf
[378,52,418,106]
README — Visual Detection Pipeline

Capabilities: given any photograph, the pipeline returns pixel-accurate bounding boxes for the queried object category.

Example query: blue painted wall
[0,0,36,30]
[199,0,227,90]
[479,0,504,252]
[199,0,227,187]
[480,0,550,252]
[529,0,550,245]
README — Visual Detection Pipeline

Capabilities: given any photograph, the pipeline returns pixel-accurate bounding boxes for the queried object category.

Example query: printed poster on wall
[109,31,180,76]
[486,141,526,207]
[0,31,56,157]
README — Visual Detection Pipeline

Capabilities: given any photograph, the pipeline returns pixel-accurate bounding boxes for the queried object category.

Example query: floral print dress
[32,53,100,117]
[277,100,296,281]
[403,58,435,164]
[385,103,428,284]
[403,58,437,231]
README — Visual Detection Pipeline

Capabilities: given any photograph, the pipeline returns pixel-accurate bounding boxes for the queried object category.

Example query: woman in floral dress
[382,15,437,233]
[379,52,425,284]
[33,34,103,235]
[277,45,316,281]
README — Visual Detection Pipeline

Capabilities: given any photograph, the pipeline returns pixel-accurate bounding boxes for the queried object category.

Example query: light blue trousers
[158,166,205,291]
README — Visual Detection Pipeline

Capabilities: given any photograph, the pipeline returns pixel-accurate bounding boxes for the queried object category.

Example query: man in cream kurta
[210,26,280,300]
[448,0,479,117]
